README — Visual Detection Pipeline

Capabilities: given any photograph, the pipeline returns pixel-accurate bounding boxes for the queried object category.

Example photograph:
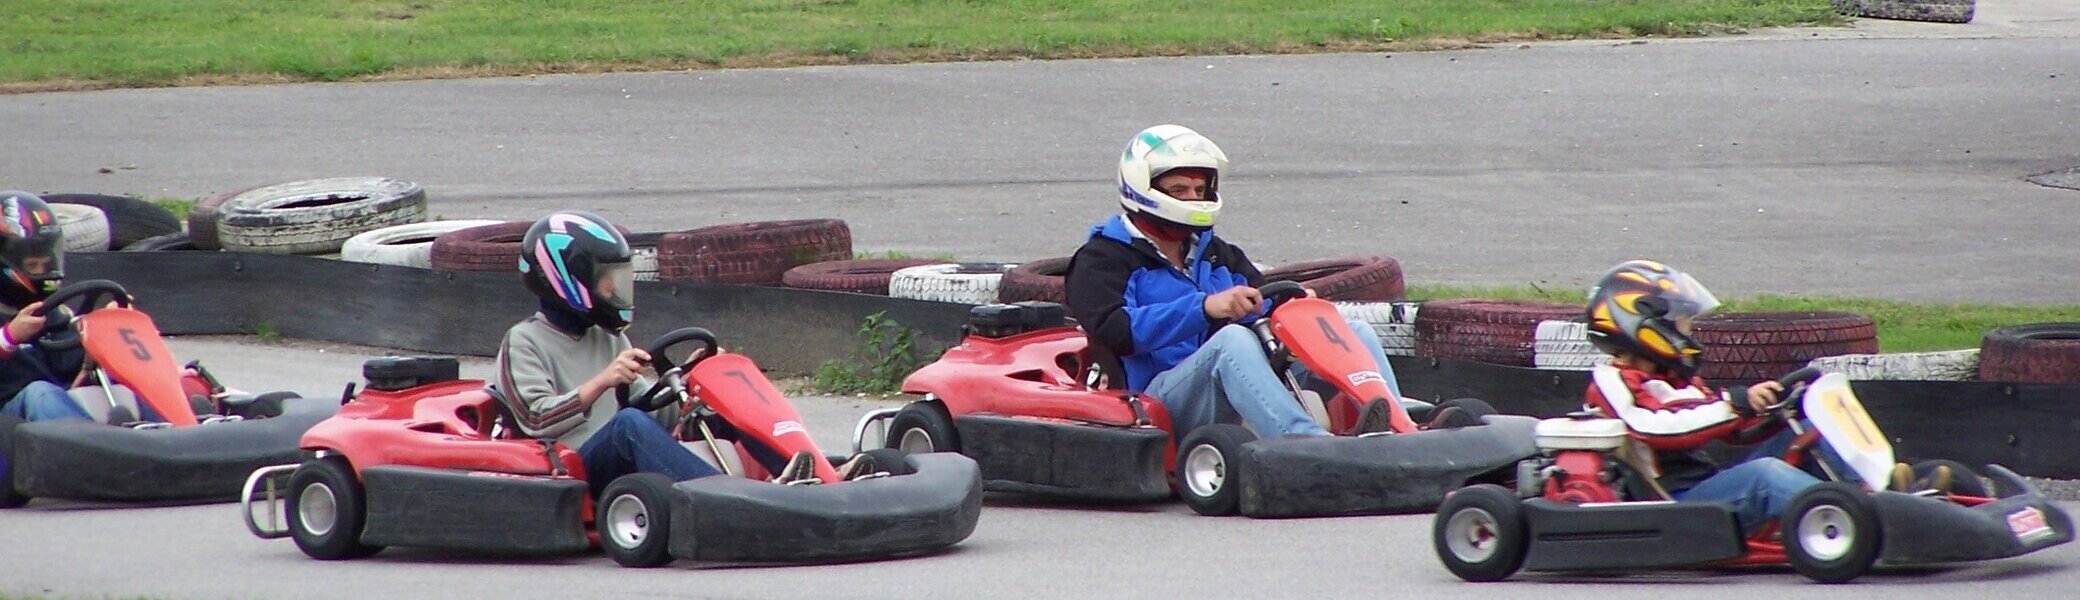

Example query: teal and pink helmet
[519,211,635,331]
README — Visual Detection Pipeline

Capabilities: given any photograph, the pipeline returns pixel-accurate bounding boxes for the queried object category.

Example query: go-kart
[856,281,1538,517]
[241,327,981,567]
[1433,366,2075,583]
[0,280,332,507]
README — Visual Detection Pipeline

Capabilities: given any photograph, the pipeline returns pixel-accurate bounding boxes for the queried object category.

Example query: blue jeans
[1674,426,1838,533]
[578,407,722,496]
[2,382,167,423]
[1145,318,1405,440]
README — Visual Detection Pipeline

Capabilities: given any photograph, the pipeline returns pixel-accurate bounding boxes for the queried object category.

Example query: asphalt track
[3,337,2077,600]
[3,4,2078,304]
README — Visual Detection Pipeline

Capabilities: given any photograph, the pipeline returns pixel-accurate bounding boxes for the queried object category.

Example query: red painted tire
[1415,300,1580,367]
[997,257,1071,304]
[1262,256,1405,302]
[1977,323,2080,384]
[1694,312,1878,381]
[781,258,945,295]
[428,221,532,273]
[657,219,852,285]
[187,186,249,251]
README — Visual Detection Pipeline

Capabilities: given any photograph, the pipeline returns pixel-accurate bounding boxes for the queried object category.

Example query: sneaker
[1890,462,1914,492]
[837,453,882,481]
[1916,464,1954,495]
[771,451,819,485]
[1346,398,1394,436]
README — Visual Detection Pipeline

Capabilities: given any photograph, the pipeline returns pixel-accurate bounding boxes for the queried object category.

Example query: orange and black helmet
[1585,260,1721,378]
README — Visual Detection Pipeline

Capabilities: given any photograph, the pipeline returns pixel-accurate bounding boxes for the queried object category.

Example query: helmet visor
[596,261,635,311]
[1,231,62,280]
[1659,271,1720,320]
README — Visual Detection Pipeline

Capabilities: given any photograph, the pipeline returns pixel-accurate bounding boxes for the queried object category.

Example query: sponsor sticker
[1346,371,1384,387]
[773,420,806,438]
[2009,506,2055,543]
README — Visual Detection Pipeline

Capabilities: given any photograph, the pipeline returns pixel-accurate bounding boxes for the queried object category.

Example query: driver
[494,211,872,494]
[0,191,160,423]
[1580,260,1945,531]
[1063,125,1443,442]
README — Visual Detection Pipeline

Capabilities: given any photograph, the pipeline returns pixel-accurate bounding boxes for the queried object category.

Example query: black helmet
[1584,260,1721,379]
[0,192,65,309]
[518,211,635,331]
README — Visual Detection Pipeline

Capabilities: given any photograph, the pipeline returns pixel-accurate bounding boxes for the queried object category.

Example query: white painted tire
[216,177,428,255]
[888,263,1015,305]
[1532,320,1601,370]
[627,233,663,282]
[1807,350,1980,381]
[1337,301,1421,356]
[340,220,506,268]
[50,203,111,252]
[1534,353,1607,371]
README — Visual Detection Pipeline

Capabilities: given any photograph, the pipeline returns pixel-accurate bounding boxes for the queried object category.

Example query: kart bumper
[949,413,1172,502]
[3,397,335,502]
[1235,415,1540,517]
[670,452,984,562]
[1874,465,2075,565]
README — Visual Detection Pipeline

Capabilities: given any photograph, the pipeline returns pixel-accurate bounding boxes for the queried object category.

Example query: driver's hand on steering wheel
[1203,286,1263,320]
[6,302,47,345]
[1745,381,1783,413]
[591,348,651,388]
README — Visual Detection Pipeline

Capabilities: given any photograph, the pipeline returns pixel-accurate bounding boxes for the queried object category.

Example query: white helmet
[1118,124,1228,230]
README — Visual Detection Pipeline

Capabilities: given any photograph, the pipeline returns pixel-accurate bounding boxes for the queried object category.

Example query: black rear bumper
[359,465,592,554]
[1235,415,1540,517]
[952,413,1171,502]
[670,452,984,562]
[2,397,334,502]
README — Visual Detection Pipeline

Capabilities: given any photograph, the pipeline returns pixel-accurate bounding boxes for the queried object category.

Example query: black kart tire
[287,457,382,560]
[599,472,678,568]
[1784,482,1881,584]
[1432,484,1528,582]
[1176,423,1255,516]
[887,401,960,454]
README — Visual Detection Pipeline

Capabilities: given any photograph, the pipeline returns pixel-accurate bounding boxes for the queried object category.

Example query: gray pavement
[4,3,2079,304]
[3,336,2077,600]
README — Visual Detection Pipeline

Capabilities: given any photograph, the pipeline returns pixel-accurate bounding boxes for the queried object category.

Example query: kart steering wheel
[25,280,133,351]
[1731,366,1825,442]
[1258,281,1308,316]
[623,327,722,412]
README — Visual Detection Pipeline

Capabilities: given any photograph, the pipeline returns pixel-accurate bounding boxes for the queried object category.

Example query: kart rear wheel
[1913,459,1990,497]
[1785,482,1880,583]
[287,457,382,560]
[1177,424,1255,516]
[1429,397,1496,429]
[1432,484,1527,582]
[888,402,959,454]
[600,473,678,568]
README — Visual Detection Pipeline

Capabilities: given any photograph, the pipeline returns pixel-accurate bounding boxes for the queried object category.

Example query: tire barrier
[1694,311,1878,381]
[49,203,111,253]
[341,220,505,269]
[783,258,945,296]
[996,256,1071,304]
[656,219,852,286]
[1415,300,1580,367]
[1809,350,1980,382]
[1336,301,1421,357]
[1261,256,1405,301]
[214,177,428,255]
[889,263,1016,305]
[1833,0,1974,24]
[1978,323,2080,385]
[42,193,181,250]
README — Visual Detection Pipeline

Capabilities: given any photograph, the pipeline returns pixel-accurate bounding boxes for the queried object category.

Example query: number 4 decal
[724,370,772,405]
[1316,317,1353,353]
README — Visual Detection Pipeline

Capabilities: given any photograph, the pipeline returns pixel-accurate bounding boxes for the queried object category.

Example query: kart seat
[68,384,146,425]
[480,384,522,439]
[1079,340,1128,391]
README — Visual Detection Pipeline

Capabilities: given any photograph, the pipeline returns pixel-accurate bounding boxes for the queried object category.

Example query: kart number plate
[2010,507,2055,543]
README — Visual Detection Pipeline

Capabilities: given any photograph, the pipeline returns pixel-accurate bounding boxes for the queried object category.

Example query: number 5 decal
[118,328,152,361]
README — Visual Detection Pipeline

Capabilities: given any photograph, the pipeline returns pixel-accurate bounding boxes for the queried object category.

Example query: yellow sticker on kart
[1814,386,1888,454]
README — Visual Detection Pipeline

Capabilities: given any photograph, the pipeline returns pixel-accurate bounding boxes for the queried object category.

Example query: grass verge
[2,1,1840,92]
[1406,284,2080,353]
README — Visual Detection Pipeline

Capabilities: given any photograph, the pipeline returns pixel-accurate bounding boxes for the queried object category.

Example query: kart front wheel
[888,402,959,454]
[287,457,382,560]
[1432,485,1527,582]
[600,473,678,568]
[1176,424,1255,516]
[1785,482,1880,583]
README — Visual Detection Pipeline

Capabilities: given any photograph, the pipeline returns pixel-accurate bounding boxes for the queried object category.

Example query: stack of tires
[40,194,183,253]
[193,178,430,257]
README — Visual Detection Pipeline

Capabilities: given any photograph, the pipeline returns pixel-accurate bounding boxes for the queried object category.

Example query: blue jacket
[1064,215,1263,391]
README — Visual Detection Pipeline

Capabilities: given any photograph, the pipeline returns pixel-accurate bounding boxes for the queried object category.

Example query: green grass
[0,1,1840,90]
[151,197,196,220]
[1406,285,2080,353]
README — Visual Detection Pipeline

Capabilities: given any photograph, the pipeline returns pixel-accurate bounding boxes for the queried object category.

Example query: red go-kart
[1434,366,2075,583]
[856,281,1538,517]
[242,327,981,566]
[1,280,331,507]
